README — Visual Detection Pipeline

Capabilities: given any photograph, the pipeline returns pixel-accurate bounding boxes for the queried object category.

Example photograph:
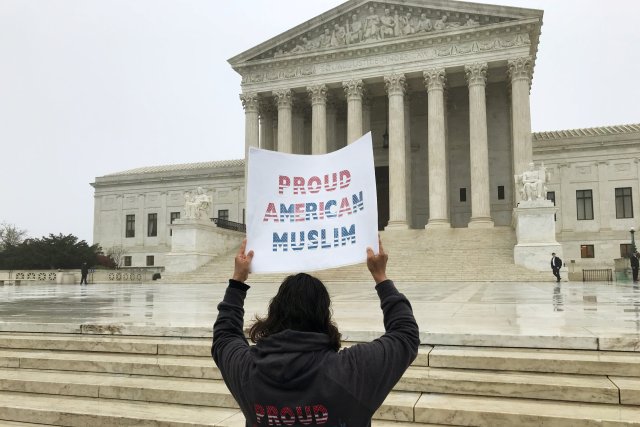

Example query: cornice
[228,0,542,66]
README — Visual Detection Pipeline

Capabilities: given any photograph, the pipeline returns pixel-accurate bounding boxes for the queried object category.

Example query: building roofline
[533,124,640,142]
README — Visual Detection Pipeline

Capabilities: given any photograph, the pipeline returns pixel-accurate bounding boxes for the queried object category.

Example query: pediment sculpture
[269,4,489,59]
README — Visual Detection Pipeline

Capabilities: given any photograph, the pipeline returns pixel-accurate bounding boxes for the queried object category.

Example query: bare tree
[106,245,127,269]
[0,222,27,251]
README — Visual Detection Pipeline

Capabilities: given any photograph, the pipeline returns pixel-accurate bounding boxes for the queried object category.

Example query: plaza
[0,278,639,425]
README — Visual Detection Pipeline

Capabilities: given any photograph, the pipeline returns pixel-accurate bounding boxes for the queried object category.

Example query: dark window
[576,190,594,220]
[615,187,633,219]
[497,186,505,200]
[147,213,157,237]
[146,255,154,266]
[218,209,229,221]
[242,209,246,224]
[125,215,135,238]
[170,212,180,236]
[124,256,132,267]
[621,244,634,258]
[459,188,466,202]
[580,244,595,258]
[547,191,556,221]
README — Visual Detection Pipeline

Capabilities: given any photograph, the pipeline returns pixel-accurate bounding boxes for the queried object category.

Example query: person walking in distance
[630,251,639,283]
[551,252,562,282]
[211,238,419,426]
[80,262,89,285]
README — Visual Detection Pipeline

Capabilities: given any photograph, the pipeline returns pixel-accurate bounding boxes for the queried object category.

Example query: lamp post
[631,227,636,253]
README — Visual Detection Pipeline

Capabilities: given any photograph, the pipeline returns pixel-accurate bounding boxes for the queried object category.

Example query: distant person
[212,239,419,426]
[80,262,89,285]
[630,251,639,282]
[551,252,562,282]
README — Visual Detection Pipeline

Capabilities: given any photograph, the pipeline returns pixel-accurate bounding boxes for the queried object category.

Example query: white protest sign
[246,133,379,274]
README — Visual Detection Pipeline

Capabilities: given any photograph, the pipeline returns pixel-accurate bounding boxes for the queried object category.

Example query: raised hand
[366,236,388,285]
[232,239,254,283]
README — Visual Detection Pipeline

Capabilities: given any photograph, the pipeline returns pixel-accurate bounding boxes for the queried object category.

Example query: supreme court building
[91,0,640,270]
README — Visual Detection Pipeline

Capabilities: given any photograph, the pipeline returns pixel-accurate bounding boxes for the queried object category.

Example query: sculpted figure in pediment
[401,13,415,35]
[363,6,381,41]
[290,36,317,54]
[380,9,395,38]
[346,14,363,44]
[318,28,332,48]
[466,18,479,27]
[331,23,347,47]
[416,13,433,32]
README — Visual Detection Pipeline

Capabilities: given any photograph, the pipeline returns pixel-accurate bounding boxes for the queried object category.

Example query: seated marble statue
[515,162,549,202]
[184,187,212,219]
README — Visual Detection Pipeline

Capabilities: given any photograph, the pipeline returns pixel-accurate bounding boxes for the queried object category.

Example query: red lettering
[339,169,351,189]
[280,407,295,426]
[324,173,338,191]
[293,176,306,195]
[263,203,278,222]
[338,197,352,216]
[267,405,281,425]
[296,406,313,425]
[295,203,305,222]
[308,176,322,193]
[255,404,265,424]
[278,176,291,195]
[313,404,329,424]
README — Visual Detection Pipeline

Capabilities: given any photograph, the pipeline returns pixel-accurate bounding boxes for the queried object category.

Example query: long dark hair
[249,273,341,351]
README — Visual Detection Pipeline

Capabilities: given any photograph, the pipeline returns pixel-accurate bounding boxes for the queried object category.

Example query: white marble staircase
[162,227,552,284]
[0,332,639,426]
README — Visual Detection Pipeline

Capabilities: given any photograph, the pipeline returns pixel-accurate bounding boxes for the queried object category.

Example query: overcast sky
[1,0,639,244]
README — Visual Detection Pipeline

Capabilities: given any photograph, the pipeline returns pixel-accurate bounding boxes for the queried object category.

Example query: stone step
[0,387,420,425]
[429,345,640,376]
[610,376,640,405]
[0,390,241,426]
[0,348,221,380]
[399,366,619,404]
[415,393,640,426]
[0,333,212,357]
[0,368,237,408]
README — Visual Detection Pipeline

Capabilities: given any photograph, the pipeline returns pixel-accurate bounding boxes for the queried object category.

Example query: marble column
[558,163,573,232]
[259,99,275,150]
[508,56,533,187]
[307,84,328,154]
[159,191,167,246]
[384,73,409,230]
[404,94,412,227]
[326,98,337,152]
[362,93,372,134]
[292,103,305,154]
[465,63,494,228]
[271,114,278,152]
[424,68,450,228]
[240,92,260,179]
[343,79,364,144]
[274,89,293,153]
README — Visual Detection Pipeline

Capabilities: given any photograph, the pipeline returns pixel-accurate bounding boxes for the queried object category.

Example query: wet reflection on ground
[1,280,639,339]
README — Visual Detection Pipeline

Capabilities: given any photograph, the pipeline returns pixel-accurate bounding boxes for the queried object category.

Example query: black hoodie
[212,279,419,427]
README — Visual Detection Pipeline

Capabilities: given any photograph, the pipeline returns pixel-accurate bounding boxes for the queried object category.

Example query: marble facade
[90,0,640,273]
[230,0,543,230]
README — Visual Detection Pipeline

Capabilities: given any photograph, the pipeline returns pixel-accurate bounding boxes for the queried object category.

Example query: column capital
[423,68,446,92]
[258,97,275,117]
[307,84,328,105]
[465,63,488,87]
[239,92,259,113]
[384,73,406,96]
[343,79,364,101]
[273,89,293,109]
[507,56,533,82]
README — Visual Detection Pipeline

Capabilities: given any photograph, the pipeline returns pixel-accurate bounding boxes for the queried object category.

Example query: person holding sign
[212,239,419,426]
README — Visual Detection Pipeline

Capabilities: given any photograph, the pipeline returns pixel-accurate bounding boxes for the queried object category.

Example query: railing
[212,218,246,233]
[582,269,613,282]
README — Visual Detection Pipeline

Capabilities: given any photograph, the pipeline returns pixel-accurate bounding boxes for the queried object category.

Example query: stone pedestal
[513,201,561,271]
[165,219,244,273]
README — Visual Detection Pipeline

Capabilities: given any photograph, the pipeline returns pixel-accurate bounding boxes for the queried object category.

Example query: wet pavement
[1,279,639,348]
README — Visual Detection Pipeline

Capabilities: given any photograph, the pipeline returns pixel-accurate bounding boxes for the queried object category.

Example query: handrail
[212,218,246,233]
